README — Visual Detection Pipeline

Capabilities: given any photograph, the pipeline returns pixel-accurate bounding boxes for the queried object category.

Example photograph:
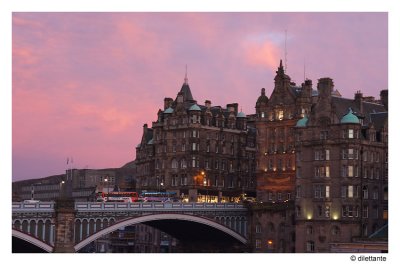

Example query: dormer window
[278,110,284,120]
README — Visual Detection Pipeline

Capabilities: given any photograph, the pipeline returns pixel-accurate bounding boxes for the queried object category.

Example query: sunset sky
[12,12,388,181]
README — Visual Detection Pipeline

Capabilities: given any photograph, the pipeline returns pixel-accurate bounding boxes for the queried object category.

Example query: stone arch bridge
[12,200,249,252]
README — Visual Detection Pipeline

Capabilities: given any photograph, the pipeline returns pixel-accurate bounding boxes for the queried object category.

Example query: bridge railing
[12,201,55,212]
[75,202,247,212]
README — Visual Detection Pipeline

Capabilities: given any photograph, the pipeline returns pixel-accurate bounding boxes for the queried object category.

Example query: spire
[284,29,288,72]
[276,59,285,75]
[184,64,188,85]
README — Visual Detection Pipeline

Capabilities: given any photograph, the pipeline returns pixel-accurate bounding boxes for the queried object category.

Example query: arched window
[255,223,262,233]
[180,159,187,169]
[363,186,369,199]
[268,222,275,233]
[171,159,178,169]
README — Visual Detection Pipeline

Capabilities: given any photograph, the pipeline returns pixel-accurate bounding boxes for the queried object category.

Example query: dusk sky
[12,12,388,181]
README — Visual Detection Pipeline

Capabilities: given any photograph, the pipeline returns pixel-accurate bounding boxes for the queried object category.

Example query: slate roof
[369,112,388,130]
[331,97,386,122]
[180,83,194,102]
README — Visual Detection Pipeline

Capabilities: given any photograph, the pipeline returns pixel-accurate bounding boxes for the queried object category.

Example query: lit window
[348,185,354,198]
[348,129,354,138]
[325,166,330,177]
[325,186,330,198]
[255,239,261,249]
[278,110,284,120]
[348,166,354,177]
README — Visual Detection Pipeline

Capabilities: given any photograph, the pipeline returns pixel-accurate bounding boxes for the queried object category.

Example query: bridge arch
[12,229,53,253]
[75,213,247,252]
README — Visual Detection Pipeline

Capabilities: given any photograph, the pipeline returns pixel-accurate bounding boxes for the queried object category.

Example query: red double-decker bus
[96,191,139,202]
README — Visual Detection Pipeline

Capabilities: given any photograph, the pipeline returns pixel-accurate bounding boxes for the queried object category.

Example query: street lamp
[203,178,208,203]
[59,180,65,198]
[104,177,109,193]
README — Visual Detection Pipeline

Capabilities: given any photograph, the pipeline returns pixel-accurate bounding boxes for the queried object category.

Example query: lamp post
[202,171,208,203]
[104,177,109,193]
[59,180,65,198]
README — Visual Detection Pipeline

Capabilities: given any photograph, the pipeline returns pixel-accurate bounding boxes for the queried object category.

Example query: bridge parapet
[75,202,247,212]
[12,201,55,213]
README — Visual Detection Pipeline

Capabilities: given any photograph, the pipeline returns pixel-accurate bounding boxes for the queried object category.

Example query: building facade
[255,60,312,202]
[294,79,388,252]
[135,74,257,202]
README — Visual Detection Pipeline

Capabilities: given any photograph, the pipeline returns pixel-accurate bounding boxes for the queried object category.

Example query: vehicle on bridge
[140,191,179,202]
[96,191,139,202]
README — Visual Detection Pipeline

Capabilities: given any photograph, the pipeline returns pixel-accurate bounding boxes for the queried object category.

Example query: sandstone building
[134,73,257,202]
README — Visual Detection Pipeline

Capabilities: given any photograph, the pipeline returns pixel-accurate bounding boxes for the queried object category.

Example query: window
[348,165,354,177]
[348,129,354,138]
[256,224,262,233]
[207,144,210,152]
[229,161,234,172]
[296,206,301,217]
[192,142,197,151]
[181,175,187,185]
[325,150,330,160]
[363,205,369,218]
[331,225,340,236]
[171,175,178,186]
[320,131,328,140]
[363,186,368,199]
[306,241,315,252]
[325,186,330,198]
[278,110,284,120]
[277,193,282,201]
[325,166,330,177]
[325,205,331,218]
[181,143,186,151]
[296,186,301,198]
[180,159,187,169]
[192,156,198,168]
[314,185,322,198]
[348,185,354,198]
[255,239,261,249]
[306,226,313,235]
[171,159,178,169]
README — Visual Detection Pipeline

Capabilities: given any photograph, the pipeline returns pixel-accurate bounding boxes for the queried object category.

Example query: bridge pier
[53,199,76,253]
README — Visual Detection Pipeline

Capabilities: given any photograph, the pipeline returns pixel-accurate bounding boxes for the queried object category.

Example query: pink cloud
[243,39,281,70]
